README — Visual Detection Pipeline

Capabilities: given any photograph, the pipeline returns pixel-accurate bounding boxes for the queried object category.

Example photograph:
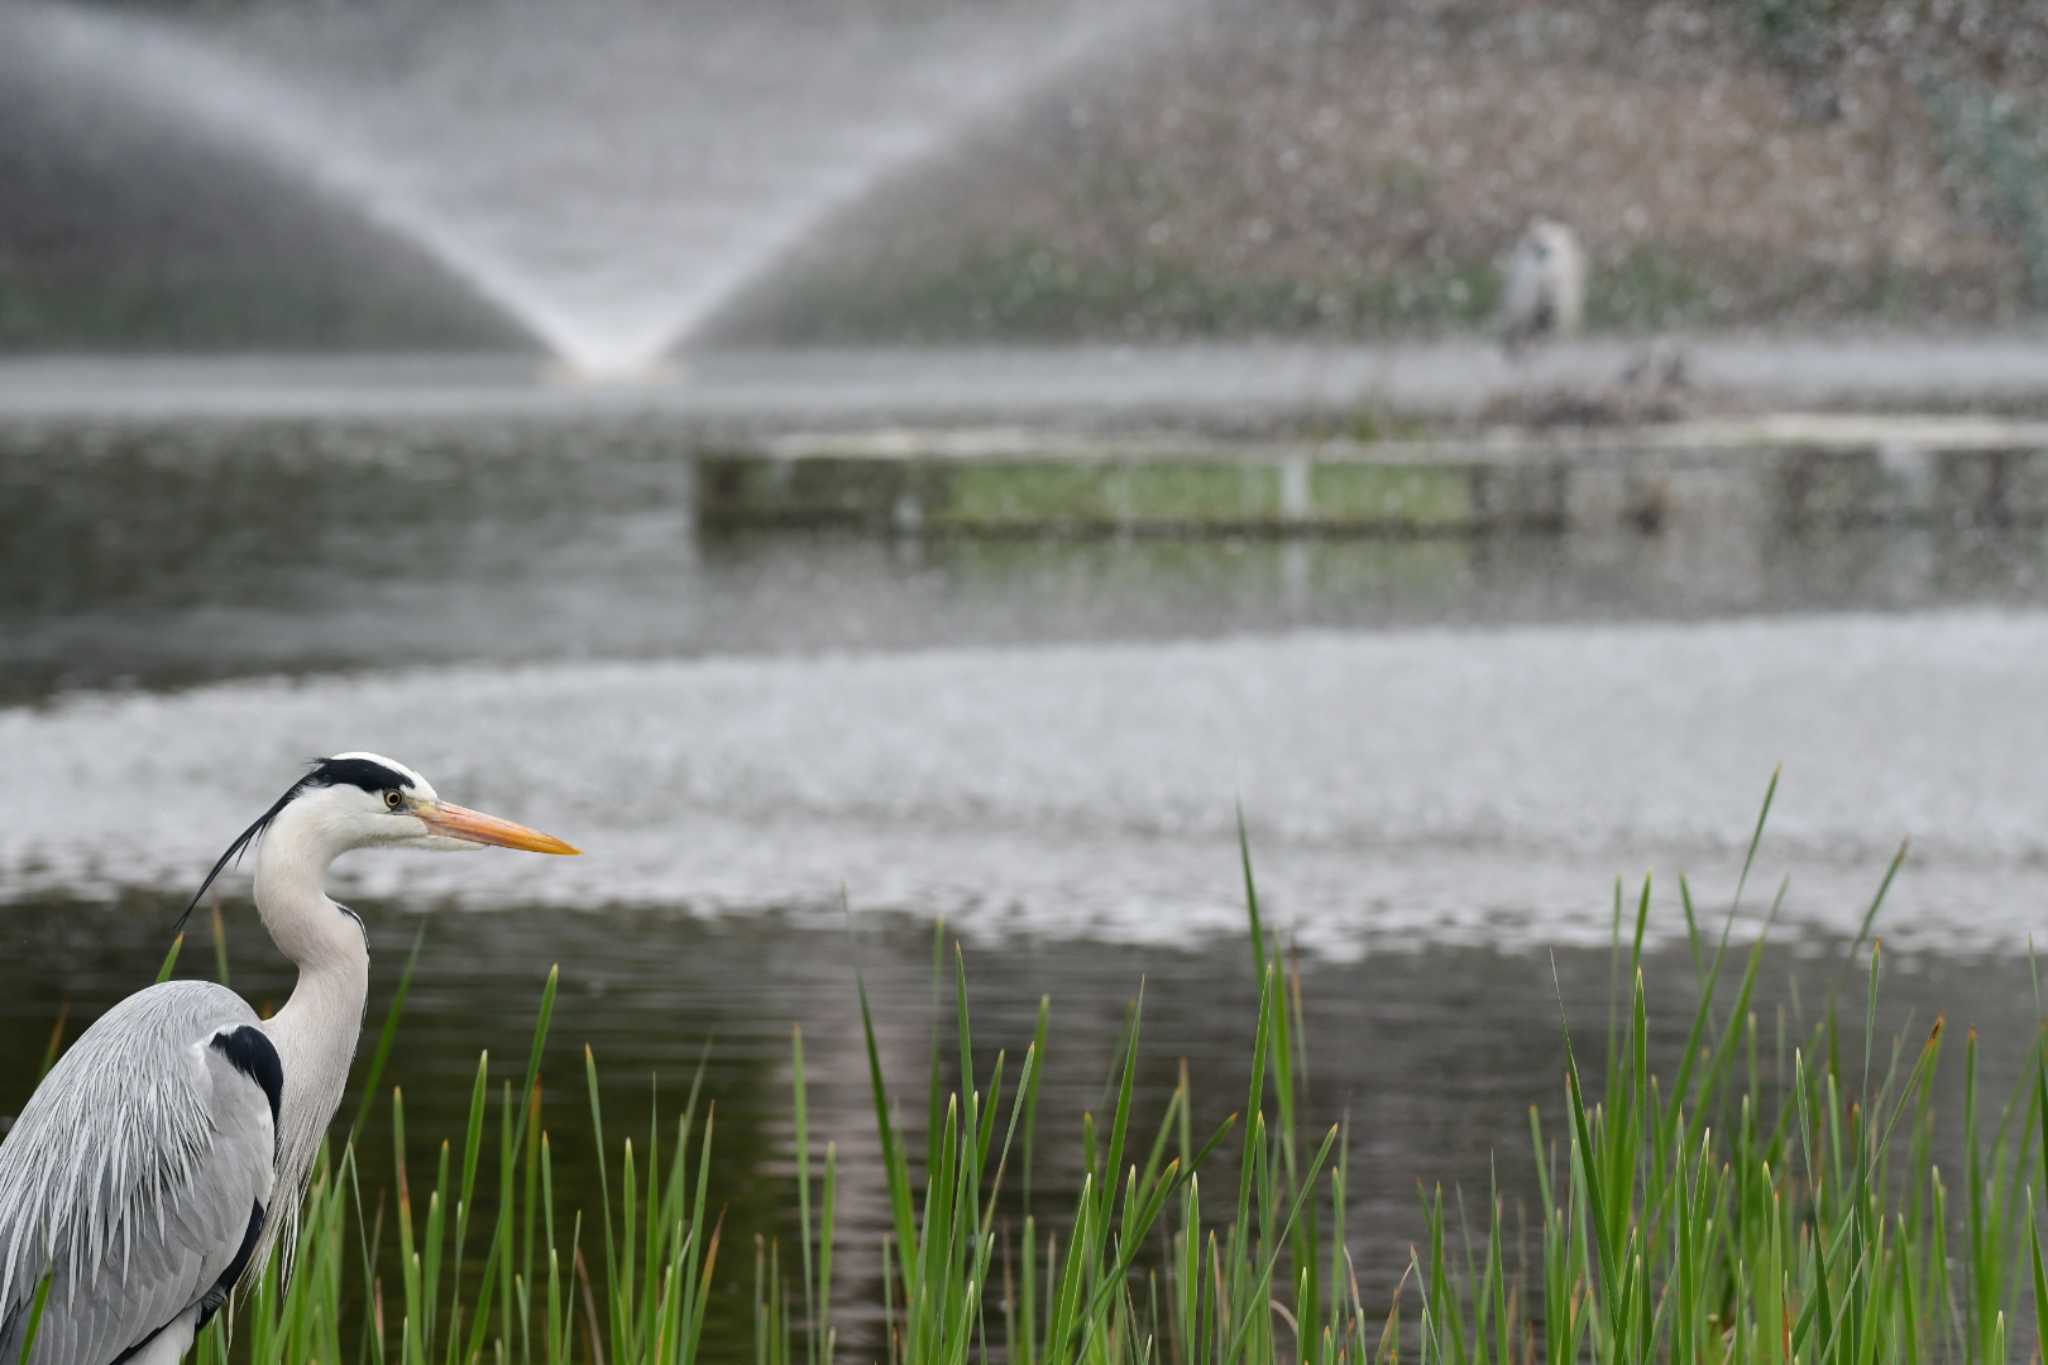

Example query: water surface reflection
[9,419,2048,703]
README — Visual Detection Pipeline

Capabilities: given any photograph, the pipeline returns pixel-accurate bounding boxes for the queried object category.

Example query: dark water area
[0,899,2031,1360]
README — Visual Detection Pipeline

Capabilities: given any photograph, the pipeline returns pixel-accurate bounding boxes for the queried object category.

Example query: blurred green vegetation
[1925,80,2048,309]
[718,231,1968,345]
[723,238,1504,345]
[0,261,526,352]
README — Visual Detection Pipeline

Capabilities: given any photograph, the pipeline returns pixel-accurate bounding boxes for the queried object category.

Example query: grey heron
[1495,217,1586,355]
[0,753,577,1364]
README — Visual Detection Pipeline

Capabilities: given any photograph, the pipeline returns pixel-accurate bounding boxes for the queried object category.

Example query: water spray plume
[10,0,1162,376]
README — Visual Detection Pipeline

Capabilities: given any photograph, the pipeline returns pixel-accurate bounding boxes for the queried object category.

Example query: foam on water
[5,611,2047,956]
[9,0,1143,373]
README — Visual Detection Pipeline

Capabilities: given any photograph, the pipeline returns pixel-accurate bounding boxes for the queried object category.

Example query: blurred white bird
[1495,217,1586,355]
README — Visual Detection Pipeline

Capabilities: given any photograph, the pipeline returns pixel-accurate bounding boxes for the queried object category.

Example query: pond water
[4,407,2047,1354]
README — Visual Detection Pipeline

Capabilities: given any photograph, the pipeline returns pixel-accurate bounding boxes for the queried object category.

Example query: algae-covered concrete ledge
[695,415,2048,537]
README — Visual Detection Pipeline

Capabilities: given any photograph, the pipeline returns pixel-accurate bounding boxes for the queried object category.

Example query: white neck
[249,799,373,1272]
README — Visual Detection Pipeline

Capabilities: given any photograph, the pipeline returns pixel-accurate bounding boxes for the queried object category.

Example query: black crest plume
[172,772,313,938]
[174,755,420,937]
[170,756,416,938]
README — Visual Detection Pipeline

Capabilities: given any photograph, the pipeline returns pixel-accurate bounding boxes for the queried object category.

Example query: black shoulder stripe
[210,1025,284,1131]
[195,1200,266,1329]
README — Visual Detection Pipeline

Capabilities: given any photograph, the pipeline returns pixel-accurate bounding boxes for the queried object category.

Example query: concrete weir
[695,415,2048,537]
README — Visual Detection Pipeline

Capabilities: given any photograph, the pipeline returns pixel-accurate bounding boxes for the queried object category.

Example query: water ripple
[5,610,2046,954]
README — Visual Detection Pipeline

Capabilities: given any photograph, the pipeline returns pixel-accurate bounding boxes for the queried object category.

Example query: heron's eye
[383,789,405,811]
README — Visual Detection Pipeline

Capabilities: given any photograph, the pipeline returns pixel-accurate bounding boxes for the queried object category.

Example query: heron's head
[271,752,579,856]
[177,752,578,930]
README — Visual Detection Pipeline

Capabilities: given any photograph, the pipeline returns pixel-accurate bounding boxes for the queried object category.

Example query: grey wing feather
[0,981,277,1364]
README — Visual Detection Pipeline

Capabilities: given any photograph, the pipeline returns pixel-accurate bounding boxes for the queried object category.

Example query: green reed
[1414,780,2046,1365]
[107,781,2046,1365]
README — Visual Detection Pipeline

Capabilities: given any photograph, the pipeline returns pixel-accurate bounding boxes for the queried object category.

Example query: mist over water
[10,0,1151,371]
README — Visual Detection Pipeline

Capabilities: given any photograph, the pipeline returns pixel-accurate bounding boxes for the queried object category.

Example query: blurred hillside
[708,0,2048,343]
[3,0,2046,351]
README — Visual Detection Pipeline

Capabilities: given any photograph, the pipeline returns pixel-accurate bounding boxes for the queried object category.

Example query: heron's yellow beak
[416,800,581,855]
